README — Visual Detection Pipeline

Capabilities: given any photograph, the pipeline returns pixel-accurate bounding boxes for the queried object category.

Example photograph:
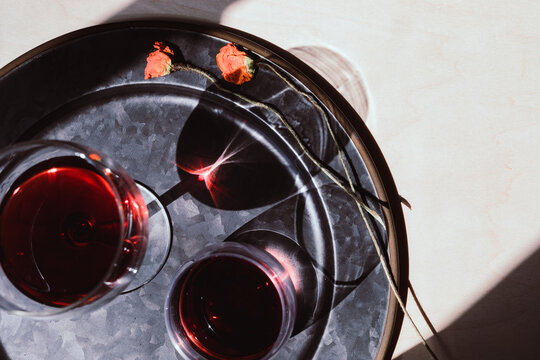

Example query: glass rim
[164,241,297,360]
[0,139,147,318]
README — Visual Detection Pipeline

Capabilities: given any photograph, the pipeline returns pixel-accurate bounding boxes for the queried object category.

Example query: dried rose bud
[216,43,256,85]
[144,42,175,79]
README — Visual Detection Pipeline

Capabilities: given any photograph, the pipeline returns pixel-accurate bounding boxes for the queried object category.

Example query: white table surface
[1,1,539,359]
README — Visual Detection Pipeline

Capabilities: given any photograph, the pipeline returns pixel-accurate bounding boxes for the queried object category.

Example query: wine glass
[164,242,296,360]
[0,140,148,318]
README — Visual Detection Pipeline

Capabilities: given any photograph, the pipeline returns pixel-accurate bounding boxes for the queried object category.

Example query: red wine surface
[179,256,283,359]
[0,165,122,306]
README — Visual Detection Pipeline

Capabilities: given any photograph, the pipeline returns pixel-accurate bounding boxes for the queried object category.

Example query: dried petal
[216,43,255,85]
[145,42,175,79]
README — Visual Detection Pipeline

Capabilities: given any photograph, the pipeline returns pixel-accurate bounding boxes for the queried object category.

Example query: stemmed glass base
[122,182,173,294]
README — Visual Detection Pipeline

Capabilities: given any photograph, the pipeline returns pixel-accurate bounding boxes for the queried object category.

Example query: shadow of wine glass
[288,46,372,129]
[173,85,300,210]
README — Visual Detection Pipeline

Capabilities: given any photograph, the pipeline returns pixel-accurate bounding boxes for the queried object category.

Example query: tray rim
[0,19,408,360]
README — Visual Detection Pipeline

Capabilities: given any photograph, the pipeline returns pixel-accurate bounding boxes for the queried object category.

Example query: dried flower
[216,43,256,85]
[144,42,175,79]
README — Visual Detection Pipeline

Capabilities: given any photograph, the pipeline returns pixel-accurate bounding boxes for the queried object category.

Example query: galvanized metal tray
[0,21,407,360]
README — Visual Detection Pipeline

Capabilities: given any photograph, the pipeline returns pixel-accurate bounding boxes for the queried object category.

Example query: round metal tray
[0,21,407,360]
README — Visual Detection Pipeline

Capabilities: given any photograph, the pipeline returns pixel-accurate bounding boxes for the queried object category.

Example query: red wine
[178,256,283,359]
[0,160,122,307]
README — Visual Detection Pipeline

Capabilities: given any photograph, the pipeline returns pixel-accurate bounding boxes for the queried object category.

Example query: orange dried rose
[144,42,175,79]
[216,43,256,85]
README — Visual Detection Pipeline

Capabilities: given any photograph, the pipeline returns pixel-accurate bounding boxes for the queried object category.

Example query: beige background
[1,1,539,359]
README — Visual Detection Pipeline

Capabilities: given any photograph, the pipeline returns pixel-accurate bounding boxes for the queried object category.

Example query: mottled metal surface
[0,23,391,359]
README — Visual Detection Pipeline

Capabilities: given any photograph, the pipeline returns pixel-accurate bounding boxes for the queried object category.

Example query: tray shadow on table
[396,246,540,360]
[0,341,7,360]
[107,0,239,24]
